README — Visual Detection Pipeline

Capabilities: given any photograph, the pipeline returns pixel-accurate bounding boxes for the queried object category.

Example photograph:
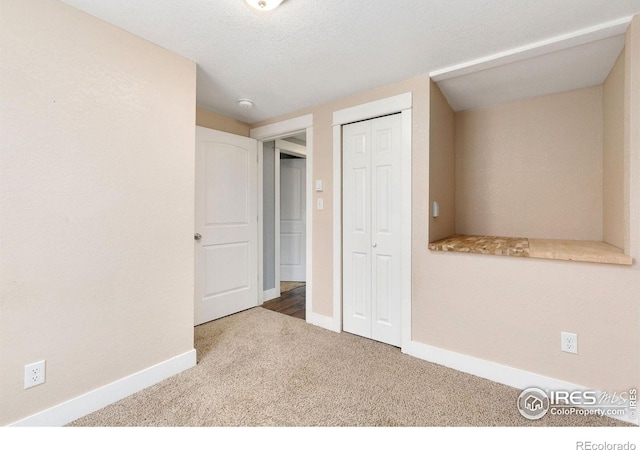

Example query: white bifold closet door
[342,113,402,347]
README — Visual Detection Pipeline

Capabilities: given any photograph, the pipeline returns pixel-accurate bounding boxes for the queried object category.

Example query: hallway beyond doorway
[261,283,306,319]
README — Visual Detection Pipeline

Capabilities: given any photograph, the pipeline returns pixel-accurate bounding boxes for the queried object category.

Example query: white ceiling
[59,0,640,123]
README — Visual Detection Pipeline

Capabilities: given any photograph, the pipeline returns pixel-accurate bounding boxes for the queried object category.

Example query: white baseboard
[9,349,197,427]
[307,311,341,333]
[405,340,638,425]
[9,334,634,426]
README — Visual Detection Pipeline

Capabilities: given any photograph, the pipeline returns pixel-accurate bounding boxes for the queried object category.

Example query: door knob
[194,233,202,241]
[372,243,377,248]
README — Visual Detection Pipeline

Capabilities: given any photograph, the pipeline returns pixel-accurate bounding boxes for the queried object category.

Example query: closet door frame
[331,92,412,350]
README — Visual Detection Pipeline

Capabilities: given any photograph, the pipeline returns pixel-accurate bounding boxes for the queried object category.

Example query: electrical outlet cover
[24,360,46,389]
[561,332,578,354]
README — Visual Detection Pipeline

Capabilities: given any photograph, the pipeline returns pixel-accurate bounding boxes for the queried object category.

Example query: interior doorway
[249,114,315,326]
[261,134,307,298]
[261,135,307,319]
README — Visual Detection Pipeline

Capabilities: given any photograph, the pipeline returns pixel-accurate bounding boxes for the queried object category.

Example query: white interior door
[195,126,258,326]
[342,114,402,346]
[280,158,306,281]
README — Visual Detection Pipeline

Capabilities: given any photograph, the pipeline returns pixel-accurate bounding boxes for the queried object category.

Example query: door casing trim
[332,93,412,348]
[250,116,314,322]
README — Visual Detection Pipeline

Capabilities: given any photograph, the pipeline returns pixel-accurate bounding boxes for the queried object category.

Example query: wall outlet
[561,332,578,354]
[24,360,46,389]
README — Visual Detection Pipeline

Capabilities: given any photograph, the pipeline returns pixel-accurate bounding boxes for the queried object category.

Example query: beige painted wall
[429,81,456,242]
[0,0,635,427]
[603,50,626,250]
[196,107,250,136]
[417,18,639,395]
[252,75,431,318]
[253,16,640,396]
[0,0,196,425]
[455,86,604,241]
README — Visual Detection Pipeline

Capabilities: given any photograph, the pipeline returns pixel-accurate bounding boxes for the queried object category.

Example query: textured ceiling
[59,0,640,123]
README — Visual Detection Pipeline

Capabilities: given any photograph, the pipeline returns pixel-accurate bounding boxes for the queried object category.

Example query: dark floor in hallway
[261,284,305,319]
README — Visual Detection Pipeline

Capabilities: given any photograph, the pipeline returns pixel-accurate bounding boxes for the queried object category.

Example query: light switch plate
[315,180,323,192]
[316,198,324,210]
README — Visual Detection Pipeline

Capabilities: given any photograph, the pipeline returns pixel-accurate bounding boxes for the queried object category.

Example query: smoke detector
[238,99,254,109]
[245,0,284,11]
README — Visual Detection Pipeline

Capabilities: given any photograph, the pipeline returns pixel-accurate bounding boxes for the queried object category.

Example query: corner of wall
[428,80,456,243]
[624,12,640,397]
[196,107,251,137]
[602,49,626,250]
[624,15,640,258]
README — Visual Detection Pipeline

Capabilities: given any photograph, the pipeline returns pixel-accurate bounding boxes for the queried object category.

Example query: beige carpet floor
[69,307,628,427]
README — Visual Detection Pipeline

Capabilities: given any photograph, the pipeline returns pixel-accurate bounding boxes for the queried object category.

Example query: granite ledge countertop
[428,235,530,257]
[428,235,632,265]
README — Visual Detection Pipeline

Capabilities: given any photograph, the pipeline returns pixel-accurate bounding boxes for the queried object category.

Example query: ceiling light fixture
[245,0,283,11]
